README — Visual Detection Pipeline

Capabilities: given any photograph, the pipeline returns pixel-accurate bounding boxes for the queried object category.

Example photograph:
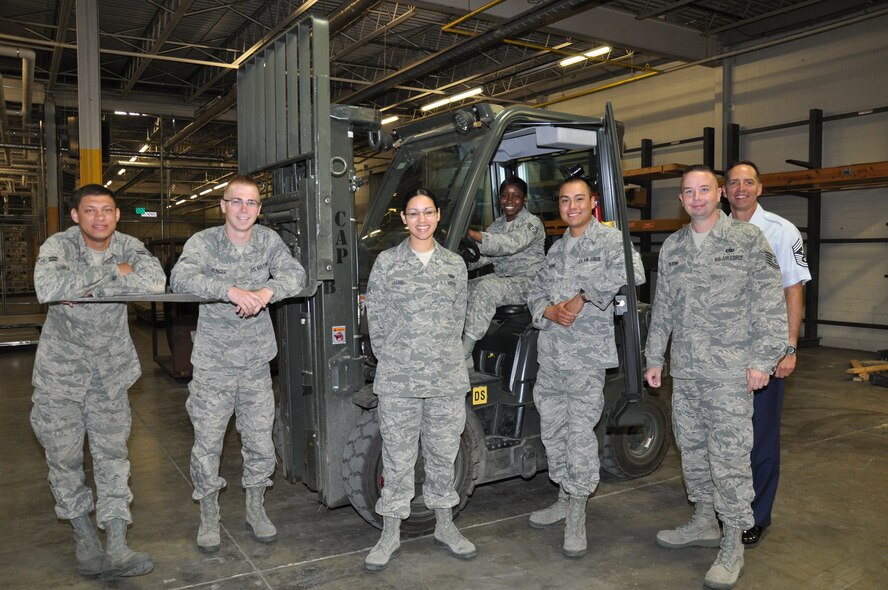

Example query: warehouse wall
[554,14,888,351]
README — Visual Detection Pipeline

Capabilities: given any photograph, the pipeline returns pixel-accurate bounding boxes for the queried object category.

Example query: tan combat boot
[71,514,105,577]
[245,486,277,543]
[197,491,221,552]
[704,525,745,589]
[364,516,402,571]
[656,502,722,548]
[562,494,588,558]
[101,518,154,579]
[434,508,477,559]
[529,487,569,529]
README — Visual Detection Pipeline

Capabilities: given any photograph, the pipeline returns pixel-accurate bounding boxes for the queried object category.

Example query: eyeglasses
[224,197,260,209]
[404,208,437,220]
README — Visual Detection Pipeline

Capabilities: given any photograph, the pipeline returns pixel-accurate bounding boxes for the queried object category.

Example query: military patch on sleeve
[528,223,538,233]
[765,251,780,270]
[792,237,808,267]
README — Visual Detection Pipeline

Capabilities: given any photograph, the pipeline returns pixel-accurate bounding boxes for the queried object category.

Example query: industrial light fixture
[117,168,126,175]
[175,199,187,205]
[128,156,137,163]
[214,182,228,190]
[138,144,149,153]
[189,194,198,199]
[104,180,112,187]
[199,188,213,195]
[420,87,483,112]
[559,45,611,67]
[381,115,399,125]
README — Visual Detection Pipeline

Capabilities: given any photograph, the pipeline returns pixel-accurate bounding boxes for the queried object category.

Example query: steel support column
[75,0,102,185]
[45,99,59,236]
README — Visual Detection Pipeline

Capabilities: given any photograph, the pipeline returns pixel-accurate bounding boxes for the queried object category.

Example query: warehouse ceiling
[0,0,885,213]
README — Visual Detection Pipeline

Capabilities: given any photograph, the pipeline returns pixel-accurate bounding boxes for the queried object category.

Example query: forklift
[235,17,670,535]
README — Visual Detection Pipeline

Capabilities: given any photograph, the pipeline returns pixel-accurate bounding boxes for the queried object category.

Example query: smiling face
[558,179,596,237]
[220,180,261,242]
[400,194,440,249]
[679,169,722,231]
[499,182,527,222]
[725,163,763,220]
[71,194,120,250]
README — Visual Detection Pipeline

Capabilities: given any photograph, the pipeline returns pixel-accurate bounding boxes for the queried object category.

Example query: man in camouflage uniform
[31,184,164,578]
[364,190,475,571]
[645,165,786,590]
[526,177,644,558]
[170,174,306,553]
[462,177,545,364]
[725,160,811,548]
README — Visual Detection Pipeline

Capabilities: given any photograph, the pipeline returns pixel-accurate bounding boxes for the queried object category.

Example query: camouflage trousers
[672,377,755,530]
[464,274,533,340]
[186,363,275,500]
[534,365,605,497]
[375,395,466,519]
[30,374,133,525]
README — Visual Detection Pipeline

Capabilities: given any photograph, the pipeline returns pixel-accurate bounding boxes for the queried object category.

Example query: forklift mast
[237,16,368,507]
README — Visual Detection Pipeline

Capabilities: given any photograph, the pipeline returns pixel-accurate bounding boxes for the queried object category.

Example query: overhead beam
[414,0,713,62]
[121,0,196,96]
[48,0,74,92]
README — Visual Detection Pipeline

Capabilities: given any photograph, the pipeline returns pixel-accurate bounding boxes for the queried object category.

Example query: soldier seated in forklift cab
[462,176,546,368]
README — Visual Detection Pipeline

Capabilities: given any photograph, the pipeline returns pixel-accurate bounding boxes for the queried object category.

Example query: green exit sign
[135,207,146,214]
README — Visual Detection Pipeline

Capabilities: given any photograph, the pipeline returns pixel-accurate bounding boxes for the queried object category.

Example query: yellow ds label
[471,385,488,406]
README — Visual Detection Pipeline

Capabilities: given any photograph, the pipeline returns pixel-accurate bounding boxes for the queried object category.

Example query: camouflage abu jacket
[526,221,645,371]
[32,226,166,399]
[472,207,546,278]
[170,224,306,368]
[366,239,470,398]
[645,211,787,381]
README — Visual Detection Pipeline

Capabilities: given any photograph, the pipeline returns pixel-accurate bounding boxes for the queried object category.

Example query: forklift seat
[493,304,530,318]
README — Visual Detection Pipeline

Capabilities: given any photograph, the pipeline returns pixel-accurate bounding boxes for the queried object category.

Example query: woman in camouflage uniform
[363,189,476,571]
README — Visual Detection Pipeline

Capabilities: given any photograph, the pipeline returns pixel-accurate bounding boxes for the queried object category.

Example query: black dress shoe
[742,525,767,547]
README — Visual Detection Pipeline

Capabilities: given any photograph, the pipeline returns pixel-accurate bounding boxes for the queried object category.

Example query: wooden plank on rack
[623,163,689,183]
[629,218,687,233]
[761,161,888,193]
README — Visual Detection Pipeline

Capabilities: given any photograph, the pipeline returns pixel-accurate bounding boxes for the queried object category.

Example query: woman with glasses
[362,189,476,571]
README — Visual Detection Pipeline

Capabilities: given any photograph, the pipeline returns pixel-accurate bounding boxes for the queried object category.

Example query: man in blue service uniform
[725,160,811,548]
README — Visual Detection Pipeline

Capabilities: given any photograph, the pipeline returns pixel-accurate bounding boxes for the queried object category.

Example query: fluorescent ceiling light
[138,144,149,153]
[128,156,137,162]
[214,182,228,190]
[559,45,611,67]
[381,115,399,125]
[190,194,198,199]
[117,168,126,175]
[104,180,112,186]
[114,111,127,116]
[421,98,450,112]
[420,87,484,112]
[585,45,611,58]
[199,188,213,195]
[175,199,186,205]
[450,87,483,102]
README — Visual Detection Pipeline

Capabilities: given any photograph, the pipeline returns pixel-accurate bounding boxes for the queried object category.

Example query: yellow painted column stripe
[47,206,59,236]
[80,148,103,186]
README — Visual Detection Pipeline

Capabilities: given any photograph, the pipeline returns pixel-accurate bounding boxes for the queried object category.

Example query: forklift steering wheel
[458,237,481,264]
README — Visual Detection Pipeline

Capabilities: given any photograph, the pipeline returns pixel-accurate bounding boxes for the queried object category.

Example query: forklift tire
[601,393,670,479]
[341,407,480,537]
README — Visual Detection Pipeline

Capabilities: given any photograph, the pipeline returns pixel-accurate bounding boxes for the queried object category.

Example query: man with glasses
[171,174,306,553]
[462,176,545,367]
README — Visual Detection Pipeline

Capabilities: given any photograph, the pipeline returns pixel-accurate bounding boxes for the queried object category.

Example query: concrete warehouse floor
[0,318,886,589]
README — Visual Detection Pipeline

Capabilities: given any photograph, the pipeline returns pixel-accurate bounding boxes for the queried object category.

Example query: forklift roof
[492,125,599,163]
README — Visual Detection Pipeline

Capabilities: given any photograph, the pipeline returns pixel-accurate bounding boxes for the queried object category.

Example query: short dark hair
[559,176,594,194]
[726,160,761,183]
[70,184,117,209]
[400,188,439,212]
[224,174,261,198]
[500,176,527,197]
[681,164,720,184]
